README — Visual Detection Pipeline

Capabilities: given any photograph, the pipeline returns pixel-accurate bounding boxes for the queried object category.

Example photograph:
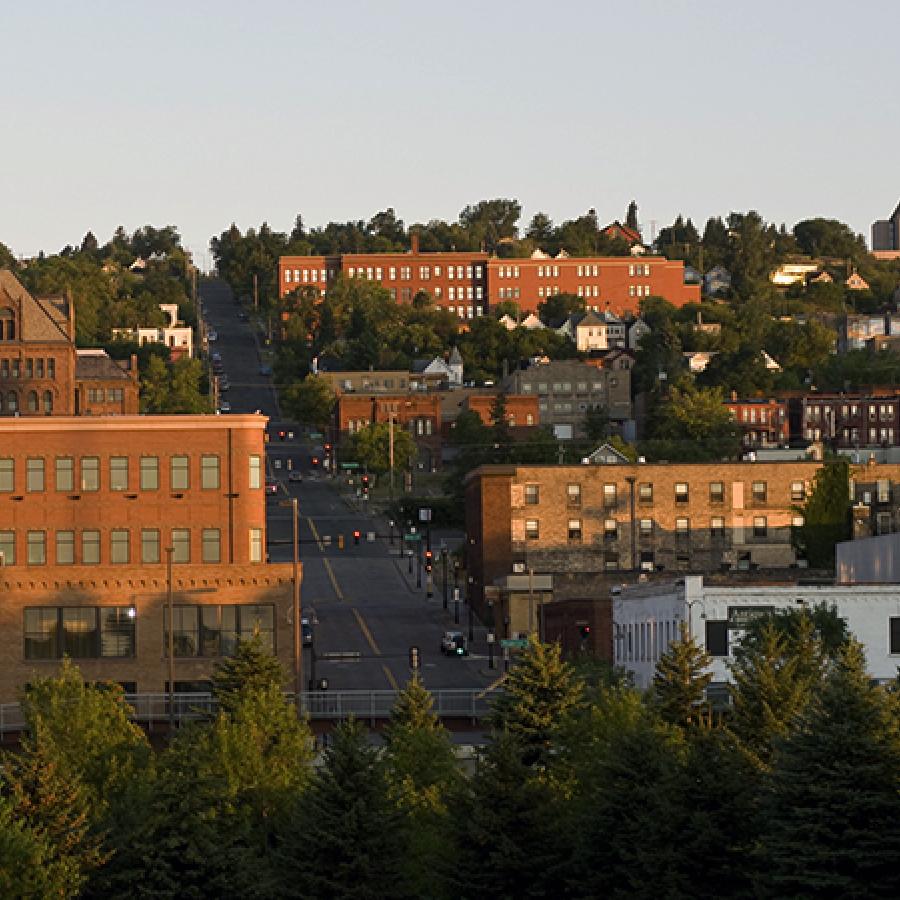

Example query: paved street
[199,278,497,695]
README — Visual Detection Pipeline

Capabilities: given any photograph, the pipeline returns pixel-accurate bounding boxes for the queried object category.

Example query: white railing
[0,689,495,734]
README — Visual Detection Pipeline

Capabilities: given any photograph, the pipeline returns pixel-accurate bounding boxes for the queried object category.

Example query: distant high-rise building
[872,200,900,251]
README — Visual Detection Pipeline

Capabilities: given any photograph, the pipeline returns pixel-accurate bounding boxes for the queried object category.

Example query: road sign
[309,431,324,440]
[500,638,528,650]
[403,533,423,542]
[340,462,360,470]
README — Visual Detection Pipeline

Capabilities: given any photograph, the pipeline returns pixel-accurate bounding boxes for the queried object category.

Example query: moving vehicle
[288,471,303,482]
[301,618,313,647]
[440,630,468,656]
[265,481,278,495]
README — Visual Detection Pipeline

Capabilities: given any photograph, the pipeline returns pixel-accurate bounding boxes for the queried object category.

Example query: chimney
[66,290,75,341]
[410,232,420,255]
[130,353,138,375]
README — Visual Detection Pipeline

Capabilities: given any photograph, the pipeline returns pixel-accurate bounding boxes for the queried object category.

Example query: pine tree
[760,641,900,896]
[211,631,285,713]
[651,622,713,728]
[383,677,460,899]
[276,718,410,900]
[729,620,820,766]
[450,732,570,900]
[793,458,850,569]
[490,635,584,768]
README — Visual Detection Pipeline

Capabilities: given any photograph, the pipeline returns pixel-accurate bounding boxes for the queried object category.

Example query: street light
[280,497,302,713]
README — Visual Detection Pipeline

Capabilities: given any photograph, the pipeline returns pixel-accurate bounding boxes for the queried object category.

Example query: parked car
[259,364,273,376]
[440,631,468,656]
[288,471,303,482]
[265,481,278,495]
[301,618,313,647]
[208,330,218,342]
[218,400,231,413]
[219,377,230,392]
[237,311,249,322]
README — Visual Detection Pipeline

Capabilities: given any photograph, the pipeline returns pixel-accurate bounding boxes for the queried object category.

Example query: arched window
[27,390,38,413]
[43,390,53,414]
[0,308,14,341]
[7,391,18,412]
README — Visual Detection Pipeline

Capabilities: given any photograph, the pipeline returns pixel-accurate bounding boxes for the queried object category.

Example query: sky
[3,0,899,267]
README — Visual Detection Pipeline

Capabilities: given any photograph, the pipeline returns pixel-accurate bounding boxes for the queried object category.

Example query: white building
[613,575,900,690]
[111,303,193,359]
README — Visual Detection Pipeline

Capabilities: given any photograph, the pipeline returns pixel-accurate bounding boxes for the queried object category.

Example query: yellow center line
[382,664,399,690]
[306,516,324,552]
[352,607,380,655]
[323,557,344,601]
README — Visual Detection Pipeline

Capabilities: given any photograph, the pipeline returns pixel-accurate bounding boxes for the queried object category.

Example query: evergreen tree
[490,635,584,768]
[651,622,713,728]
[276,718,409,900]
[760,641,900,896]
[3,744,107,894]
[626,200,639,232]
[793,458,851,569]
[211,631,285,713]
[729,619,822,766]
[383,677,460,899]
[450,732,570,900]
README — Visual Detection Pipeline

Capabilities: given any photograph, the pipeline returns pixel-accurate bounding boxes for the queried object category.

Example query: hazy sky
[3,0,898,265]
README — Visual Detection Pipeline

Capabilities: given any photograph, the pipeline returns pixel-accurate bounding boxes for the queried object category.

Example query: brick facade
[725,398,790,448]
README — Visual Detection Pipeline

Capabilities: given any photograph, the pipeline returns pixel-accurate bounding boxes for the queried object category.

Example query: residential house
[846,271,871,291]
[112,303,194,361]
[724,397,790,448]
[703,265,732,296]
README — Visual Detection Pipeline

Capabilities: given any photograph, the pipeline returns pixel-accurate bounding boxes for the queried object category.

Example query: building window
[567,483,581,507]
[56,530,75,565]
[172,528,190,563]
[0,459,16,492]
[711,517,725,538]
[791,481,805,503]
[706,621,729,657]
[752,481,767,504]
[43,390,53,414]
[250,527,263,562]
[675,483,689,504]
[141,529,161,564]
[249,455,262,490]
[568,519,583,542]
[27,531,46,565]
[82,530,100,565]
[753,516,767,538]
[890,617,900,654]
[525,519,539,540]
[676,517,690,536]
[640,550,655,572]
[26,458,45,493]
[26,390,38,412]
[171,455,189,491]
[201,455,220,490]
[604,519,617,540]
[877,479,891,504]
[140,457,159,491]
[165,604,275,658]
[705,481,722,504]
[603,483,617,509]
[0,530,14,565]
[525,484,540,505]
[24,607,136,660]
[110,457,129,492]
[55,457,73,492]
[202,528,221,563]
[639,518,653,537]
[110,529,130,564]
[81,457,99,492]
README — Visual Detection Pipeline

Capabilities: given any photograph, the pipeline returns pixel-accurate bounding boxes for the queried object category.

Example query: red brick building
[724,397,790,448]
[461,393,540,428]
[0,270,139,416]
[0,413,295,701]
[278,237,697,319]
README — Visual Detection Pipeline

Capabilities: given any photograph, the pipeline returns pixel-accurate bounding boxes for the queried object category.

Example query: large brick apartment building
[278,235,698,318]
[0,270,140,416]
[0,414,295,702]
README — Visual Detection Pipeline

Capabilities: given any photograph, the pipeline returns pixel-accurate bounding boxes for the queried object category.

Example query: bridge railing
[0,689,496,734]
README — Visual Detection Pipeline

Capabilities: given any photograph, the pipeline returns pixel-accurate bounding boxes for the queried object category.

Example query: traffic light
[324,443,332,452]
[361,474,370,498]
[278,430,286,441]
[337,534,345,550]
[580,624,592,640]
[424,549,433,573]
[311,456,319,466]
[408,645,420,670]
[353,530,361,546]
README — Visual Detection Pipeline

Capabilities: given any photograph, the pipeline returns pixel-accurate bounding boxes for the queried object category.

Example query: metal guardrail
[0,689,495,734]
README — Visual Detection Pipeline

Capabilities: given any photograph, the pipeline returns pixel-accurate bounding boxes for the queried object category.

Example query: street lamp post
[166,547,175,731]
[280,498,303,714]
[441,549,449,610]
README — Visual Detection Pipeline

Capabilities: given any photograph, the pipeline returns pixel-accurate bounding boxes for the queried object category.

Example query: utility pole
[166,547,175,731]
[253,272,259,311]
[291,496,302,714]
[388,413,395,501]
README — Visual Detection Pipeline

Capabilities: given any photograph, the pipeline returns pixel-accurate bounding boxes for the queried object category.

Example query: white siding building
[613,575,900,690]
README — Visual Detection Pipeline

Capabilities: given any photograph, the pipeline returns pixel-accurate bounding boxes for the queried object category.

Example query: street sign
[340,462,360,470]
[309,431,324,440]
[500,638,528,650]
[403,533,423,542]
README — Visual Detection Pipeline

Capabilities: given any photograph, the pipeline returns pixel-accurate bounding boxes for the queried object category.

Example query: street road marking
[352,608,381,655]
[306,516,324,552]
[323,558,344,601]
[382,664,399,690]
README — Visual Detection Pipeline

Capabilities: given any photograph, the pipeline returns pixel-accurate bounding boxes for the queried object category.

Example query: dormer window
[0,308,15,341]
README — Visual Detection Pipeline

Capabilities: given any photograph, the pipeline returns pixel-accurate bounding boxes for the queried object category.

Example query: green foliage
[280,374,336,428]
[759,641,900,896]
[793,217,867,261]
[651,622,713,728]
[490,635,584,768]
[793,459,850,569]
[276,718,410,900]
[211,632,285,714]
[536,292,585,326]
[347,421,416,474]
